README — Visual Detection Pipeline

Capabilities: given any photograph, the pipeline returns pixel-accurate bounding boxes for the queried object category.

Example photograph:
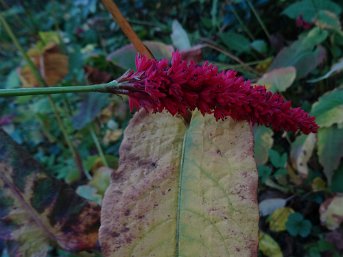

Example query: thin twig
[245,0,271,40]
[100,0,154,59]
[200,38,260,75]
[226,0,255,40]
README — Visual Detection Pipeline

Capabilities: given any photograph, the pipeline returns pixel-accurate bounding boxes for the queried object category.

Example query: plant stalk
[0,83,120,97]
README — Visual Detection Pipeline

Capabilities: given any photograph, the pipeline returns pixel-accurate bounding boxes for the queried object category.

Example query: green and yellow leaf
[258,67,296,92]
[259,232,283,257]
[254,126,274,166]
[100,110,259,257]
[268,207,294,232]
[311,89,343,128]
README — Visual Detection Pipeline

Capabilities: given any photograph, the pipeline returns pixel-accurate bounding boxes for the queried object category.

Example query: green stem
[0,82,120,97]
[89,125,109,167]
[245,0,271,39]
[213,58,270,69]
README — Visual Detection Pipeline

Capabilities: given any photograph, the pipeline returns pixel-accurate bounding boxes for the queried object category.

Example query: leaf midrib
[175,123,191,257]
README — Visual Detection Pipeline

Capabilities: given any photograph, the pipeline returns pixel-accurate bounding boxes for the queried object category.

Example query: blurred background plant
[0,0,343,256]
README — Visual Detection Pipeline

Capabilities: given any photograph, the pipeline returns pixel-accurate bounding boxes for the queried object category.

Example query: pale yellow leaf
[100,110,259,257]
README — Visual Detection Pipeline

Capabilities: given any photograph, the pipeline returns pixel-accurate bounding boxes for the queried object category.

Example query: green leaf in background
[311,177,327,192]
[76,184,102,205]
[254,126,274,165]
[315,10,342,32]
[72,93,109,130]
[306,239,335,257]
[31,31,61,54]
[308,58,343,83]
[0,129,100,256]
[282,0,342,22]
[258,67,296,92]
[5,69,20,89]
[1,5,23,18]
[331,163,343,193]
[317,126,343,184]
[286,212,312,237]
[290,133,316,178]
[251,39,268,54]
[268,207,294,232]
[30,97,52,114]
[311,89,343,127]
[219,32,251,54]
[171,20,191,51]
[293,46,326,79]
[259,232,283,257]
[107,41,174,70]
[269,149,287,168]
[274,168,288,178]
[99,110,258,257]
[258,165,272,183]
[269,28,327,79]
[300,27,329,49]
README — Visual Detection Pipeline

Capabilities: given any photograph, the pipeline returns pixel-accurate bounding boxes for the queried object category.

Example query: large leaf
[100,110,258,257]
[311,89,343,128]
[0,130,100,256]
[317,126,343,184]
[72,92,109,130]
[269,28,327,79]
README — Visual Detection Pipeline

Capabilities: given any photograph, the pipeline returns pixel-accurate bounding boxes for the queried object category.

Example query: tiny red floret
[118,52,318,134]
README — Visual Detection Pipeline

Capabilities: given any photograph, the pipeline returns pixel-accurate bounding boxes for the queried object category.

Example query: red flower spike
[119,52,318,134]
